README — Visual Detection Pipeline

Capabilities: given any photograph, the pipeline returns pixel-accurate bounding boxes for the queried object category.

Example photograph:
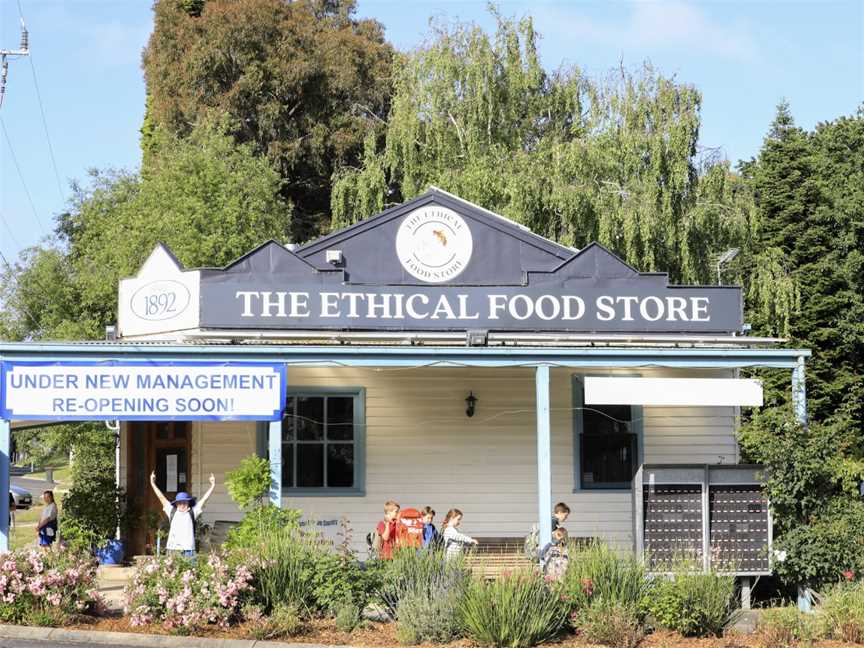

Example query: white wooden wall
[164,366,737,556]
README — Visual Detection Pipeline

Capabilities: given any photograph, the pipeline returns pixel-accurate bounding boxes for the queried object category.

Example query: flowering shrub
[0,548,101,625]
[124,552,252,632]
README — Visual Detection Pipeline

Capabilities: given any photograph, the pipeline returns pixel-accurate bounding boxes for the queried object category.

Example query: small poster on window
[166,454,178,492]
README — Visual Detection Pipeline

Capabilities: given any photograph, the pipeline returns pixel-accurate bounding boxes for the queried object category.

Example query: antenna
[0,17,31,109]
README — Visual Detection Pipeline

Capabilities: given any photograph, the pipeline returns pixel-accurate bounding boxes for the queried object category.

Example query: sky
[0,0,861,266]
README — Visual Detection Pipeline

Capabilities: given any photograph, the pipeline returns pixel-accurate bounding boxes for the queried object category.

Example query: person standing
[36,490,58,550]
[150,471,215,558]
[441,508,478,560]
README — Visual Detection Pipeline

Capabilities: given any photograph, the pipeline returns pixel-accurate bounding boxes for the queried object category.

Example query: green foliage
[391,549,469,644]
[376,546,470,620]
[2,118,291,343]
[333,601,362,633]
[739,410,864,587]
[243,602,305,640]
[647,569,738,637]
[225,455,271,511]
[560,541,651,620]
[310,548,377,613]
[61,426,131,545]
[577,601,644,648]
[243,526,321,614]
[333,9,751,286]
[756,605,817,648]
[223,505,301,551]
[458,569,567,648]
[143,0,393,241]
[818,581,864,643]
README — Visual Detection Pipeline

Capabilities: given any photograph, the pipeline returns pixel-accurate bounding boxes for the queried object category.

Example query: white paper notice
[166,454,178,492]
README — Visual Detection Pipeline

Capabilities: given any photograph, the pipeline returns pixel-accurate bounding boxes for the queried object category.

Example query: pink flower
[843,569,855,581]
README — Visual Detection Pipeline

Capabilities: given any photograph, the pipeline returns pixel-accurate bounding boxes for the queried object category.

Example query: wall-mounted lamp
[465,391,477,418]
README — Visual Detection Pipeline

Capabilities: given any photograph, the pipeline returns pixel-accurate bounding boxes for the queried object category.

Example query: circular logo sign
[396,205,473,283]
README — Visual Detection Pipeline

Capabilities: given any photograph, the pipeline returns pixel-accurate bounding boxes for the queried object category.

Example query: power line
[0,115,49,235]
[16,0,64,201]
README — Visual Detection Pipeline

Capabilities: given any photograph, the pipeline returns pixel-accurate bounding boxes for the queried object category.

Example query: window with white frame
[281,390,363,492]
[573,376,642,490]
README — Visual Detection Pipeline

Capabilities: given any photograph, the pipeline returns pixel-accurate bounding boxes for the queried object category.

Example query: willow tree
[332,12,751,285]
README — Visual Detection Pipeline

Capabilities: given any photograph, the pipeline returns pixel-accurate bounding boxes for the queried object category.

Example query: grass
[9,501,63,551]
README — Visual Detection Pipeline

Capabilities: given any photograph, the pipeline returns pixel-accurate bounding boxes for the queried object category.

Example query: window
[573,377,642,490]
[279,390,364,493]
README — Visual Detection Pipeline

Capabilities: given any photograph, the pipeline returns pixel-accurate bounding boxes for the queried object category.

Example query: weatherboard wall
[134,365,740,556]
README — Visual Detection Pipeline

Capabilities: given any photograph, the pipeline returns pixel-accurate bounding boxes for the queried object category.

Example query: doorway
[126,421,190,555]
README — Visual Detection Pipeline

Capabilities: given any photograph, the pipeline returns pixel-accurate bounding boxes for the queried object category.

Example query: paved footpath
[0,626,350,648]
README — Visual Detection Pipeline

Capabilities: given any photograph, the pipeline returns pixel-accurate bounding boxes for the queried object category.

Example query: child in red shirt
[376,500,400,559]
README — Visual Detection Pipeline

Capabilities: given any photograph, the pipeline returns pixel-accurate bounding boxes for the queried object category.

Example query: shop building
[0,189,808,580]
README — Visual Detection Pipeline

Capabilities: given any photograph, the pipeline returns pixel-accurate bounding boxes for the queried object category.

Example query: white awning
[584,377,763,407]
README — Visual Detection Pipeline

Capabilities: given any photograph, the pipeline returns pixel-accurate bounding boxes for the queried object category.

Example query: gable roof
[296,187,576,262]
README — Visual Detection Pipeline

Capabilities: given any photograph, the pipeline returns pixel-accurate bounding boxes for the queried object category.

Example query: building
[0,189,809,584]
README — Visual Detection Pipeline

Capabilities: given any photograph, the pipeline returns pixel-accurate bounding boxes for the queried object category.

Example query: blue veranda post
[536,365,552,551]
[0,418,10,553]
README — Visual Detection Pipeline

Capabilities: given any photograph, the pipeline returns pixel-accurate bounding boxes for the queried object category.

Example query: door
[126,421,190,555]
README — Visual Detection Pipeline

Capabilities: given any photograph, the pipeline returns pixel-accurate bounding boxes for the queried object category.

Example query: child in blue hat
[150,471,215,558]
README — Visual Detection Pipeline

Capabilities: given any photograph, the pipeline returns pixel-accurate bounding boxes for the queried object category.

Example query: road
[11,476,60,495]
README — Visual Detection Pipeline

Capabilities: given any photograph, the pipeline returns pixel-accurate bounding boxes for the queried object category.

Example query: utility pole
[0,17,30,109]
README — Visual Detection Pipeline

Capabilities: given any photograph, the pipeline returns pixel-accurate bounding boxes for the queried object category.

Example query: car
[10,485,33,510]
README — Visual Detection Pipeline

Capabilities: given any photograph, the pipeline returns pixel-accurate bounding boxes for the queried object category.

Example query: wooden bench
[464,537,534,579]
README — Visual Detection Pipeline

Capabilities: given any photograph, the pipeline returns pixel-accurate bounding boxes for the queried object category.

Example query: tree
[1,117,290,342]
[142,0,394,242]
[743,104,864,429]
[332,11,751,285]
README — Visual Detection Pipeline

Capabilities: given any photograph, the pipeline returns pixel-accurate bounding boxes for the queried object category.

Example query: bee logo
[432,230,448,246]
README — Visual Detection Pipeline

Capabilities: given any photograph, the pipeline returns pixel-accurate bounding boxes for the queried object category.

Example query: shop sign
[0,361,286,421]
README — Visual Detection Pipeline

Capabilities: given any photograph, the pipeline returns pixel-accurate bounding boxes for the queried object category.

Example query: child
[35,490,58,550]
[150,471,216,558]
[421,506,441,550]
[442,508,478,560]
[552,502,571,531]
[540,527,570,581]
[375,500,400,559]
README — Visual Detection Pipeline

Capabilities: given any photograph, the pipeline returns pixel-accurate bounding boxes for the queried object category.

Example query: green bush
[310,549,377,612]
[377,547,470,620]
[225,455,271,511]
[818,581,864,643]
[458,570,567,648]
[334,601,362,633]
[647,566,738,637]
[756,605,817,648]
[396,570,468,644]
[560,541,651,621]
[577,601,644,648]
[243,602,305,640]
[243,526,320,614]
[223,505,301,551]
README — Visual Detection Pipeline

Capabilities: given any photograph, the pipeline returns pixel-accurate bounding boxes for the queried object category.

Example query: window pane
[582,433,636,487]
[326,397,354,441]
[583,404,632,436]
[327,444,354,487]
[281,398,295,442]
[281,444,294,488]
[296,396,324,441]
[297,444,324,487]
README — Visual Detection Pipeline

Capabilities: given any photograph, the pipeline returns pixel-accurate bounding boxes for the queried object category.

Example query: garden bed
[61,615,861,647]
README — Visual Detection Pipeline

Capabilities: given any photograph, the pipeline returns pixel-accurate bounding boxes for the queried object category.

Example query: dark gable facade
[197,188,742,335]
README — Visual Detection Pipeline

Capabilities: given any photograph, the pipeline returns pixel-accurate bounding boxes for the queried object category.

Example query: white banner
[1,361,286,421]
[584,377,763,407]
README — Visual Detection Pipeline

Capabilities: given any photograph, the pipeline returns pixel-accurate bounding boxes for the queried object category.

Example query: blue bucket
[95,539,125,565]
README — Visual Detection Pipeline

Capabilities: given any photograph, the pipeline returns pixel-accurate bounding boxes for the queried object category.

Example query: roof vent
[326,249,343,265]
